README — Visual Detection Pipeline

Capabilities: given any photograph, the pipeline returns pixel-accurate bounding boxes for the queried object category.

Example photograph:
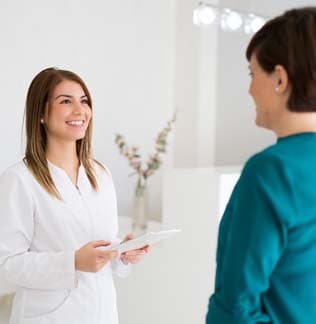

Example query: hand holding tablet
[100,229,182,254]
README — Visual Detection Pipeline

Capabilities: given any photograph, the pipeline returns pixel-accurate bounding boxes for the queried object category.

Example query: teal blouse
[206,133,316,324]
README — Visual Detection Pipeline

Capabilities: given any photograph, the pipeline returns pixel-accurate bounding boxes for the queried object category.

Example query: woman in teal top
[207,7,316,324]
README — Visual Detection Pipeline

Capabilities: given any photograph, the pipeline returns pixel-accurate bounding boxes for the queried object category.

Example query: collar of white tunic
[47,160,91,197]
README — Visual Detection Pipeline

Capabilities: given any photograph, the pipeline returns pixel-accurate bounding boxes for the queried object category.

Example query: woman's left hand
[120,233,150,265]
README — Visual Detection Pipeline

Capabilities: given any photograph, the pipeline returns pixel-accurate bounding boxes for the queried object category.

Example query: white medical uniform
[0,160,130,324]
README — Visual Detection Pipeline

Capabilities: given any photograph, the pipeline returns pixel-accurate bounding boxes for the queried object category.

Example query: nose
[73,101,84,115]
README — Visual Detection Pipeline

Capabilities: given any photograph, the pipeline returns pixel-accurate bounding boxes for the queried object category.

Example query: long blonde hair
[24,67,103,199]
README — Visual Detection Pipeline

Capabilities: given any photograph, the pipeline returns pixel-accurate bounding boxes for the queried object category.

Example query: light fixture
[221,9,243,31]
[193,3,217,26]
[193,2,267,34]
[244,14,266,34]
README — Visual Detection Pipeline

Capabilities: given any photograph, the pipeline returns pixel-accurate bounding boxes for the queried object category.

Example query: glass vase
[131,176,148,234]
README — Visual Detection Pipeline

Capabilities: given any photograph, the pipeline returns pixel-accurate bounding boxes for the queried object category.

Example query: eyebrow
[54,94,87,100]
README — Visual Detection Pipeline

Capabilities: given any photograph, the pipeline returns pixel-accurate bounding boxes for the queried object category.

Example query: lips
[66,120,84,126]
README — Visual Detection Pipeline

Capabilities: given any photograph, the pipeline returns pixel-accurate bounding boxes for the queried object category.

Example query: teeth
[66,120,84,126]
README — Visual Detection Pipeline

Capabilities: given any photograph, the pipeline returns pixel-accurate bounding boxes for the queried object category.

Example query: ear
[274,65,289,94]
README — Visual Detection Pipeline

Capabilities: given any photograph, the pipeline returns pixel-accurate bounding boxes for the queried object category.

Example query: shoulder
[0,161,30,183]
[234,145,297,225]
[91,159,111,174]
[0,161,33,198]
[90,159,114,183]
[242,144,287,179]
[237,145,294,197]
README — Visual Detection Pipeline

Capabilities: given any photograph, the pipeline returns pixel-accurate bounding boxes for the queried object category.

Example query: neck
[46,138,79,171]
[273,111,316,138]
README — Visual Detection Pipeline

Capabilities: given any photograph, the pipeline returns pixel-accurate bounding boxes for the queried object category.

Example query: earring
[275,86,280,92]
[40,118,44,124]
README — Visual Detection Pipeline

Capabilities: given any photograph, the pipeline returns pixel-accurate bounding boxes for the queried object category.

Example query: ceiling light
[244,14,266,34]
[193,3,217,26]
[221,9,243,31]
[193,2,268,35]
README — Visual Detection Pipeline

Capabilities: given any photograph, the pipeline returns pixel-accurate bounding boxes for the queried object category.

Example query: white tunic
[0,161,130,324]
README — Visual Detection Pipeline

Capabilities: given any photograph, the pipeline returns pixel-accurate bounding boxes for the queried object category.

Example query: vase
[0,293,14,322]
[131,176,148,234]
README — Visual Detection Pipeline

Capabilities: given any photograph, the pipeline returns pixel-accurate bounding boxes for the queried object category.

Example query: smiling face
[43,79,92,144]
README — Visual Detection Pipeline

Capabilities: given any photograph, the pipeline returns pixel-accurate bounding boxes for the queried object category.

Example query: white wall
[172,0,219,168]
[0,0,176,221]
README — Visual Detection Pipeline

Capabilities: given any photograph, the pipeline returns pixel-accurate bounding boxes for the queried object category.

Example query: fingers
[98,250,118,260]
[121,252,145,264]
[120,244,150,265]
[143,245,150,253]
[121,249,146,261]
[91,240,111,248]
[94,250,118,271]
[124,248,146,255]
[124,244,150,254]
[123,233,134,242]
[91,241,118,260]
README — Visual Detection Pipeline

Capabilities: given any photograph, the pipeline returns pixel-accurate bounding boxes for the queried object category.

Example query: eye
[60,99,71,104]
[81,98,89,104]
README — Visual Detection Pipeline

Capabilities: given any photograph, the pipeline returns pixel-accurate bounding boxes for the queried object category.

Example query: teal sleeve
[206,153,296,323]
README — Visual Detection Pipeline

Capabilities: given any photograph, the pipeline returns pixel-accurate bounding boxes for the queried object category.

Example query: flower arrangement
[115,112,177,197]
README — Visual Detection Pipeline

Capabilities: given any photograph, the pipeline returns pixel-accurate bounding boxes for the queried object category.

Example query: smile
[66,120,85,126]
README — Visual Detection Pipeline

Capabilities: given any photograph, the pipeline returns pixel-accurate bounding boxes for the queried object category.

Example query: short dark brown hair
[246,7,316,112]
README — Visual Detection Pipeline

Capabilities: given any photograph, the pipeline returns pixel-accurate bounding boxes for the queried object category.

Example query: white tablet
[101,229,182,254]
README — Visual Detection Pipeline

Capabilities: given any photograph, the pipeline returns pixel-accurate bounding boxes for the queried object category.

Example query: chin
[66,132,86,142]
[255,117,261,126]
[255,117,265,128]
[255,119,272,131]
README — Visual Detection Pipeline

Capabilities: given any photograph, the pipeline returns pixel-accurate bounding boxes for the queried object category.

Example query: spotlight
[193,2,268,35]
[221,9,243,31]
[244,14,266,34]
[193,3,217,26]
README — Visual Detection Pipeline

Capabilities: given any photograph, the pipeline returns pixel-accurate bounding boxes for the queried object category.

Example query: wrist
[74,250,79,270]
[120,255,129,265]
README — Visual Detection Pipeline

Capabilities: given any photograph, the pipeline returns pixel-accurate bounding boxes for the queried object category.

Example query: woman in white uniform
[0,67,149,324]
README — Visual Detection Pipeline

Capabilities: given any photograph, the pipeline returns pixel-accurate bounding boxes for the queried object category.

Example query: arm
[0,170,77,291]
[206,154,295,323]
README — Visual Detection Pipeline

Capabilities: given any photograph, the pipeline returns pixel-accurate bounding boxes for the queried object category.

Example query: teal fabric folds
[206,133,316,324]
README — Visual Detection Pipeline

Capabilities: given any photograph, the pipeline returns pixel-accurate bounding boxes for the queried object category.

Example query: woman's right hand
[75,240,118,272]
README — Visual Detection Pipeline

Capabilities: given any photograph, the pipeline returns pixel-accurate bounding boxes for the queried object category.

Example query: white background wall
[0,0,176,221]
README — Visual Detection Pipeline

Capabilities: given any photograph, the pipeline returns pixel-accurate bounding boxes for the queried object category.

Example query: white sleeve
[110,238,132,278]
[0,170,77,291]
[111,258,132,278]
